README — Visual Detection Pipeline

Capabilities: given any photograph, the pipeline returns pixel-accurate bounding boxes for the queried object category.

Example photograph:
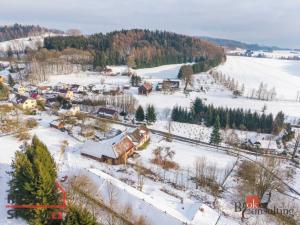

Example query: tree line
[44,29,225,69]
[177,57,224,90]
[135,105,157,123]
[171,98,285,134]
[0,23,62,42]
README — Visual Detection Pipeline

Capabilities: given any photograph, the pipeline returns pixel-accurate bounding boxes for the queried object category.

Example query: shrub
[25,118,38,128]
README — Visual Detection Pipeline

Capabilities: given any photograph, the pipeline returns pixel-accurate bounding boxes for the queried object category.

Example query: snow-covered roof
[81,133,133,159]
[0,69,10,77]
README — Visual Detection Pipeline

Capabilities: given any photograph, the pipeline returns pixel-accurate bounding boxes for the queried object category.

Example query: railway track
[87,114,300,197]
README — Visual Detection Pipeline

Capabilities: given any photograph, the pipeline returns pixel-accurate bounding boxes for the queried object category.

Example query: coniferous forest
[44,29,225,69]
[171,98,283,134]
[0,23,62,42]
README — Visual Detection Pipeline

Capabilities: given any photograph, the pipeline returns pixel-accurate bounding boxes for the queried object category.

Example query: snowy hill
[0,33,58,54]
[216,56,300,101]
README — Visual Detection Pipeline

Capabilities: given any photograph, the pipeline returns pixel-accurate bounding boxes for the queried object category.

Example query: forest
[171,98,284,134]
[44,29,225,69]
[0,23,62,42]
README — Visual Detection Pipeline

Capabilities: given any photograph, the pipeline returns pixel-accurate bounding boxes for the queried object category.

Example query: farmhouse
[156,79,180,92]
[81,133,136,164]
[138,83,152,95]
[14,95,37,110]
[129,125,150,148]
[97,107,119,120]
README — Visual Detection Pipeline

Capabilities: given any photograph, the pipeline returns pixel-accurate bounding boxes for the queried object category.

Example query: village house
[242,137,277,151]
[13,84,27,95]
[14,95,37,110]
[129,125,150,148]
[156,79,180,92]
[59,105,80,116]
[71,84,85,93]
[0,75,5,83]
[38,86,51,94]
[30,93,45,102]
[138,83,152,95]
[81,133,136,164]
[65,90,74,100]
[97,107,119,120]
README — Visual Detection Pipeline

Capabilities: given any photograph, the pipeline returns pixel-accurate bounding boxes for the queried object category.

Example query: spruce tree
[146,105,157,123]
[9,136,59,224]
[135,105,145,122]
[8,74,15,87]
[210,115,221,145]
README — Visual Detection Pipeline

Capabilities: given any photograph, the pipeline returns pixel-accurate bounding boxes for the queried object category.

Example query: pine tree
[135,105,145,122]
[8,74,15,87]
[146,105,156,123]
[9,136,60,224]
[210,115,221,145]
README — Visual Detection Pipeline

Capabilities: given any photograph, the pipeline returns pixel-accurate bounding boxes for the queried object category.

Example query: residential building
[15,95,37,110]
[81,133,136,164]
[138,83,152,95]
[97,107,119,120]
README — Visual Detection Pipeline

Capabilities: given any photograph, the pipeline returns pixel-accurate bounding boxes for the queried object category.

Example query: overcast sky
[0,0,299,48]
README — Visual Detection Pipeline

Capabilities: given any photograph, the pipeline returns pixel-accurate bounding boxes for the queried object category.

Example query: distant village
[0,62,187,165]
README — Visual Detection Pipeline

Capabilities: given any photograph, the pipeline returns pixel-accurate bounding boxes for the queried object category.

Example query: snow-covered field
[0,33,57,53]
[217,56,300,100]
[227,49,300,59]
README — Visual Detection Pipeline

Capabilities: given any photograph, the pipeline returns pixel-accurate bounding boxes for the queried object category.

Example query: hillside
[216,56,300,101]
[44,29,225,68]
[200,36,287,51]
[0,23,63,42]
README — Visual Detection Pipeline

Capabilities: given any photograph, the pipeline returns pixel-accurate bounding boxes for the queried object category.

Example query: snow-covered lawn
[217,56,300,101]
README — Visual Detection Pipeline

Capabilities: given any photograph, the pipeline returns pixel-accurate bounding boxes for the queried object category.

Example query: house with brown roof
[81,133,136,164]
[129,125,150,148]
[138,83,152,95]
